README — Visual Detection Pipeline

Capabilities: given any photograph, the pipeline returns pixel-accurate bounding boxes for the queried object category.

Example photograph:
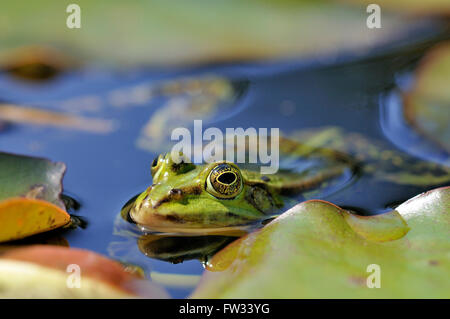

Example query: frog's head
[130,153,280,231]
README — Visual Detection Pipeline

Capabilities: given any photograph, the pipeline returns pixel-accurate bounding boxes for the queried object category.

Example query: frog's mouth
[137,223,251,237]
[129,200,260,236]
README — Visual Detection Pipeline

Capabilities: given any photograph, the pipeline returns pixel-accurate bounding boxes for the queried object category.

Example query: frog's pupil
[218,172,236,185]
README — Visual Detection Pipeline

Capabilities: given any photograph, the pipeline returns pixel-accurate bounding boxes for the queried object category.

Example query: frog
[128,136,354,233]
[127,126,450,234]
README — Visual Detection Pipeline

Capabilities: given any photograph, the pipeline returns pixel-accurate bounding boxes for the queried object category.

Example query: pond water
[0,28,449,298]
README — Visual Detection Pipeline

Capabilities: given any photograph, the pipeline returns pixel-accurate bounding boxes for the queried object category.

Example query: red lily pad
[0,245,169,298]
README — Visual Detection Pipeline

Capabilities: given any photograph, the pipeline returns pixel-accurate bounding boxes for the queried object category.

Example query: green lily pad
[0,152,70,242]
[0,152,65,207]
[404,42,450,152]
[192,187,450,298]
[0,0,431,66]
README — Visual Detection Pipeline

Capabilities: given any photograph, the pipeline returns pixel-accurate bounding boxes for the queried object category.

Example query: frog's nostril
[169,188,183,200]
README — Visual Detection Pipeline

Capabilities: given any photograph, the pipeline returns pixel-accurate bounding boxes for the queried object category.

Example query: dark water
[1,27,449,297]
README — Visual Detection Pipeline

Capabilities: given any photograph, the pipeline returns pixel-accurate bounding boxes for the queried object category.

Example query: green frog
[128,134,354,233]
[127,127,450,234]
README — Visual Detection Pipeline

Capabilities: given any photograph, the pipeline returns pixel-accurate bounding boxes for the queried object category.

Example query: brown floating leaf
[0,104,115,134]
[0,45,79,81]
[0,198,71,243]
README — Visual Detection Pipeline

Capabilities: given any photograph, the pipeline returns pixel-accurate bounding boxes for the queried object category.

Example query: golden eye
[206,163,243,199]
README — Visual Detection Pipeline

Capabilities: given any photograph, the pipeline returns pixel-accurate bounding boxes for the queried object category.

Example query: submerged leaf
[136,76,236,152]
[192,187,450,298]
[289,127,450,186]
[0,245,169,298]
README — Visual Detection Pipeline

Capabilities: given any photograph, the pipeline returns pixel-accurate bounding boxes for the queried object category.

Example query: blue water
[1,31,449,297]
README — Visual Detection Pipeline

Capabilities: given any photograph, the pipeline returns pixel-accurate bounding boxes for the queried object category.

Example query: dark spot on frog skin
[428,260,439,266]
[152,197,170,209]
[153,185,202,208]
[225,212,243,219]
[171,161,196,174]
[261,176,270,182]
[163,214,186,224]
[184,185,202,195]
[246,186,276,213]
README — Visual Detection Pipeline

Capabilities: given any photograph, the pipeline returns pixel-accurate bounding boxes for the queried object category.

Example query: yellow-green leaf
[192,187,450,298]
[342,0,450,15]
[0,0,430,66]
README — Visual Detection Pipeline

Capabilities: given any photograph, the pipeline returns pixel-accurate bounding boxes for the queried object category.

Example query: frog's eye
[206,163,243,199]
[150,154,164,176]
[151,157,158,168]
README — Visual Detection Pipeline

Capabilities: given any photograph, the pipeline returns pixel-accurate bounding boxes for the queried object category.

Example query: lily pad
[0,198,70,243]
[192,187,450,298]
[0,152,70,242]
[0,245,169,298]
[404,42,450,153]
[0,152,65,206]
[0,0,431,66]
